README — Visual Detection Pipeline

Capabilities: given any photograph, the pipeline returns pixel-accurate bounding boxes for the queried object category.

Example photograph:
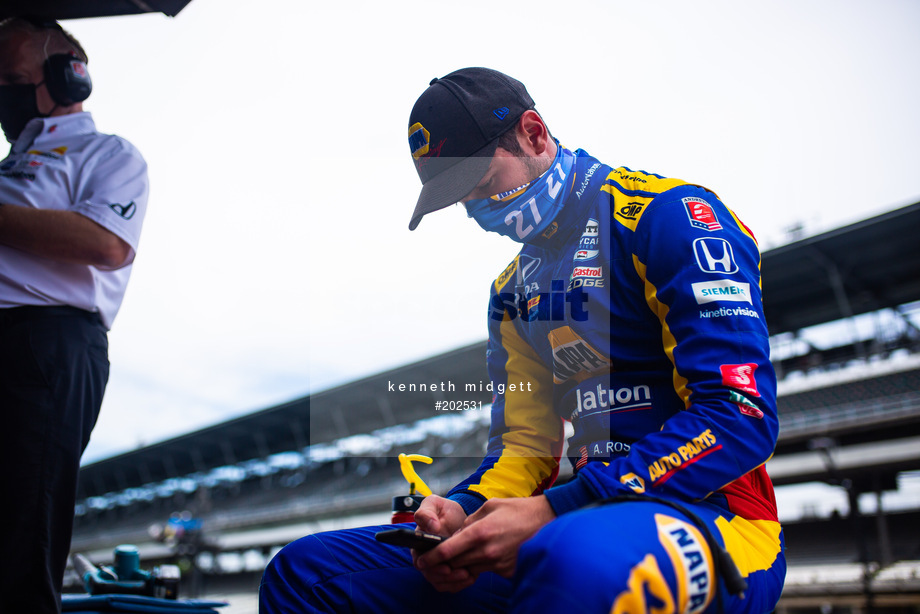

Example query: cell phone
[374,528,445,552]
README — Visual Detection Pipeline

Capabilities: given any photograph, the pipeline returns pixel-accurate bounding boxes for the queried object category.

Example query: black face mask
[0,84,41,143]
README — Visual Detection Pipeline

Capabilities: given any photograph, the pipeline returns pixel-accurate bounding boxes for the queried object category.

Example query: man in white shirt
[0,17,148,614]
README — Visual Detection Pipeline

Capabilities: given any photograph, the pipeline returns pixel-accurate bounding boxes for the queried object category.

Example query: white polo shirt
[0,112,148,329]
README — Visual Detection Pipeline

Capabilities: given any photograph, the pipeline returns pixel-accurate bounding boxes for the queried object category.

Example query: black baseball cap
[407,67,535,230]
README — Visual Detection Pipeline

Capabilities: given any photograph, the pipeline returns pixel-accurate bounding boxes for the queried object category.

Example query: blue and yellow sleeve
[545,185,778,517]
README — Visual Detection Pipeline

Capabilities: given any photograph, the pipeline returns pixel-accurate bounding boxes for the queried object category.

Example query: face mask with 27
[464,145,576,243]
[0,83,41,143]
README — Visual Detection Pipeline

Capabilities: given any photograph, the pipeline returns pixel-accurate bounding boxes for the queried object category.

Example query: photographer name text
[387,380,533,394]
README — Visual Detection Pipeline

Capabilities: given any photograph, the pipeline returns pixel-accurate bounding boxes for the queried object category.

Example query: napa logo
[620,473,646,494]
[655,514,714,614]
[408,122,430,159]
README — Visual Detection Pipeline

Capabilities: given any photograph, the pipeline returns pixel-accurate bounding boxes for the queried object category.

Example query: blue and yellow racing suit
[446,149,784,610]
[449,153,779,517]
[260,149,785,614]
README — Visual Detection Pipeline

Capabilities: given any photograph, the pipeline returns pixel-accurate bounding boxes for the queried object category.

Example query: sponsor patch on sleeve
[720,363,760,396]
[729,390,764,419]
[683,197,722,232]
[693,238,737,274]
[691,280,751,305]
[620,472,646,494]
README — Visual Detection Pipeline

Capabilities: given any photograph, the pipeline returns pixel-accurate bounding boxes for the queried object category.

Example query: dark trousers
[0,306,109,614]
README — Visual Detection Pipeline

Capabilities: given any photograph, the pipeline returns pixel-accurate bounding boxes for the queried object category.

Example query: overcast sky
[57,0,920,463]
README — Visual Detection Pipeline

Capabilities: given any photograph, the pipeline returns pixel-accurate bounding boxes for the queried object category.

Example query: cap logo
[408,122,431,159]
[493,107,510,120]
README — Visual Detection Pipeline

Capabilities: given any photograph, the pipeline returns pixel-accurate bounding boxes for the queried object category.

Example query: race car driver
[260,67,786,613]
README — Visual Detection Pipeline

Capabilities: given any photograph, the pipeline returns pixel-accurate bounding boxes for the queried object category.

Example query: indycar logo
[574,218,600,261]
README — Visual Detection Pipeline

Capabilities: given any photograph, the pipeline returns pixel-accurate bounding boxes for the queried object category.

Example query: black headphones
[43,53,92,106]
[19,17,93,106]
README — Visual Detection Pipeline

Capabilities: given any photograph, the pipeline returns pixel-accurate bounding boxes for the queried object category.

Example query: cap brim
[408,140,498,230]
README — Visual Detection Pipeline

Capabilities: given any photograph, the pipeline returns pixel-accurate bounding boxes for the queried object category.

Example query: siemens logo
[691,280,751,305]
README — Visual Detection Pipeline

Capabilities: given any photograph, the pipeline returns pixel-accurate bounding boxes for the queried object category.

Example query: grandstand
[69,202,920,611]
